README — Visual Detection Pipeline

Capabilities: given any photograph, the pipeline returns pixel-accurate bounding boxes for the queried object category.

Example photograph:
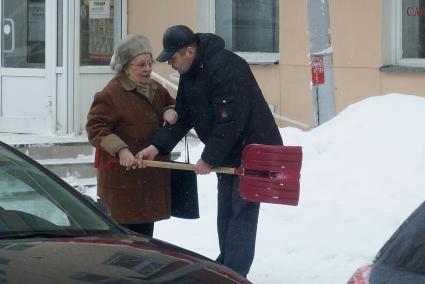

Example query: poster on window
[88,0,114,62]
[28,1,45,42]
[89,0,110,19]
[27,0,46,64]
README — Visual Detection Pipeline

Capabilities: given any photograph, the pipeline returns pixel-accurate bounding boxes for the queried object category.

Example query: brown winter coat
[86,73,175,224]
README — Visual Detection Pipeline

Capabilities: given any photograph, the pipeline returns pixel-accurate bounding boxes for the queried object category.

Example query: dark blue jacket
[152,33,283,167]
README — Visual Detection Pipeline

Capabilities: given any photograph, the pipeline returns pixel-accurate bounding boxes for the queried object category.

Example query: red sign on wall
[311,55,325,85]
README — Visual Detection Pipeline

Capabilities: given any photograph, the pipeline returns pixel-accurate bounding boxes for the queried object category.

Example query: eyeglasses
[128,61,155,70]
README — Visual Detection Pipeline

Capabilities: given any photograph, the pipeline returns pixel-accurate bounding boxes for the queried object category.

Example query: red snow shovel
[141,144,303,206]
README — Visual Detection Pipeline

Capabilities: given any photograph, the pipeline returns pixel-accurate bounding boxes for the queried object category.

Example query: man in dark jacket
[136,25,283,277]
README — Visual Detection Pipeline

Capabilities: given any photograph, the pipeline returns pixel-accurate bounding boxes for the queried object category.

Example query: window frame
[197,0,279,65]
[77,0,127,72]
[385,0,425,67]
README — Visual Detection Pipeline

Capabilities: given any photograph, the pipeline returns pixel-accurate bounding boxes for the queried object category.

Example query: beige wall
[333,68,381,111]
[127,0,197,98]
[280,0,309,66]
[251,65,281,113]
[279,0,311,127]
[381,72,425,96]
[330,0,383,68]
[330,0,384,112]
[127,0,425,130]
[128,0,197,57]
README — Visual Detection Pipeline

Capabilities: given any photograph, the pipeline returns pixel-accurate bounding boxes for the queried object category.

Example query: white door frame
[55,0,69,135]
[47,0,58,133]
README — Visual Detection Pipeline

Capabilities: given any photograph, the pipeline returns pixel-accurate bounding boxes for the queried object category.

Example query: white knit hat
[110,34,153,72]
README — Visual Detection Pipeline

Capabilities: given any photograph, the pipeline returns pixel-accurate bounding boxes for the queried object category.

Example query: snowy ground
[4,93,425,283]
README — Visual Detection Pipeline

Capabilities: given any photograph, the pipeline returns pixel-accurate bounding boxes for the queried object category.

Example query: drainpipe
[307,0,336,126]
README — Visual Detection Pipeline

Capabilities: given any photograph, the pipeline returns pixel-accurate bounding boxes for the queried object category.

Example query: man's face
[168,47,195,74]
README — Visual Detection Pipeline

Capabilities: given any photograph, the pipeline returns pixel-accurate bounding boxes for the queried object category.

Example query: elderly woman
[86,35,177,237]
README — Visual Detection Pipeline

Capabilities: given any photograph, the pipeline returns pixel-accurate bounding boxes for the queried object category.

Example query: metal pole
[307,0,336,126]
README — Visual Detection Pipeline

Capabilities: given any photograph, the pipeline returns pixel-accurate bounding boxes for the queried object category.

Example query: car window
[0,144,113,236]
[0,167,70,226]
[374,201,425,275]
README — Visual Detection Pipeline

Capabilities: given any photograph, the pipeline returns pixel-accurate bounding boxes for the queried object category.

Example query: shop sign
[406,6,425,16]
[89,0,110,19]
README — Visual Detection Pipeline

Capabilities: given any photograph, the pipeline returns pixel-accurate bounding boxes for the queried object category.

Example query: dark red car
[0,141,250,284]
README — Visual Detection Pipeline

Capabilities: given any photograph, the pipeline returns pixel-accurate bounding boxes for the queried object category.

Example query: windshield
[0,143,113,237]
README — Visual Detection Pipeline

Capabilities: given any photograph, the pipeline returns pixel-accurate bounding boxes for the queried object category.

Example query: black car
[347,201,425,283]
[0,141,250,284]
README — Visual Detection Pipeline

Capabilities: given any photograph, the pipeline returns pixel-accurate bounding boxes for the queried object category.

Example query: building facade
[0,0,424,135]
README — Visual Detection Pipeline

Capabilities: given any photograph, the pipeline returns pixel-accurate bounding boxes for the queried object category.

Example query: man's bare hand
[194,159,212,175]
[135,145,159,168]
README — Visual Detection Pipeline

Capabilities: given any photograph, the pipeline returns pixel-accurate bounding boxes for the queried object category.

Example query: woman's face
[124,53,154,85]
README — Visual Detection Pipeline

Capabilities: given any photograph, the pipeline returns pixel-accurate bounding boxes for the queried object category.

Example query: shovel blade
[238,144,302,206]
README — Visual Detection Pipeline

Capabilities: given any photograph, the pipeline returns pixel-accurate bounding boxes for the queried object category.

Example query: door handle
[3,18,15,53]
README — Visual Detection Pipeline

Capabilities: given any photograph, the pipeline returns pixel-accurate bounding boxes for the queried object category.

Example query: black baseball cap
[156,25,197,62]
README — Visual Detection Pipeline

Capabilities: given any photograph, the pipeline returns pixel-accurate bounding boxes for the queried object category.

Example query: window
[386,0,425,67]
[79,0,122,66]
[0,143,112,233]
[214,0,279,64]
[1,0,46,68]
[401,0,425,59]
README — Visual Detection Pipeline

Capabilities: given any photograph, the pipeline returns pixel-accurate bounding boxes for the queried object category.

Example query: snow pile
[156,93,425,283]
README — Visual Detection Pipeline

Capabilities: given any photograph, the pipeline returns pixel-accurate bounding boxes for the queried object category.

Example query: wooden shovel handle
[143,160,236,175]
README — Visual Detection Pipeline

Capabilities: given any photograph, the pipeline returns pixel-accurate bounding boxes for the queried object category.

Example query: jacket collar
[184,33,225,77]
[117,72,158,102]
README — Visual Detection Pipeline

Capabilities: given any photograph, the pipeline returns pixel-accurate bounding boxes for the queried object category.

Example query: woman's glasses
[128,61,155,70]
